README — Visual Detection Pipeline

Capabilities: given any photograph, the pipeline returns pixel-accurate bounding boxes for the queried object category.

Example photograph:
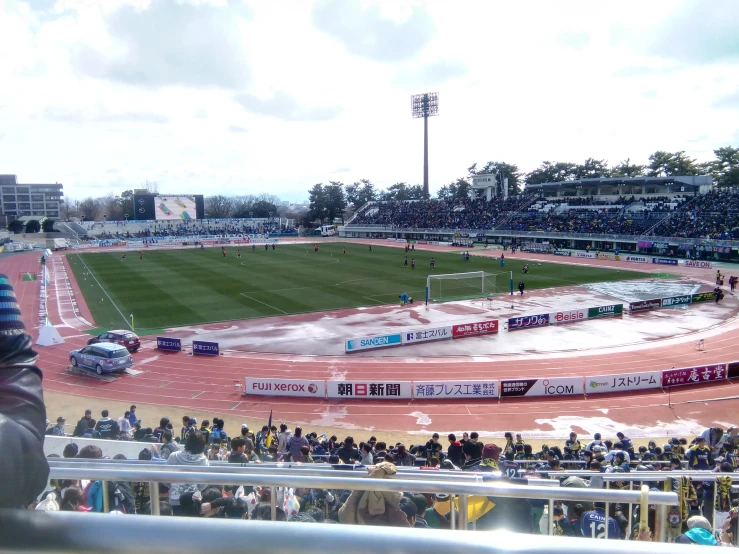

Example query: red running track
[6,246,739,438]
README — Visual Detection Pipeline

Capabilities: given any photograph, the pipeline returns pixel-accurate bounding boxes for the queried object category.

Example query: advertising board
[500,377,583,397]
[652,258,678,265]
[661,295,691,308]
[683,260,713,269]
[692,292,716,303]
[587,304,623,318]
[623,255,650,263]
[246,378,325,397]
[326,381,412,399]
[586,371,661,394]
[507,314,549,331]
[192,340,219,356]
[661,364,727,387]
[345,333,402,353]
[629,299,662,312]
[402,326,453,344]
[451,321,499,337]
[157,337,181,352]
[548,309,587,325]
[574,252,596,259]
[414,380,499,398]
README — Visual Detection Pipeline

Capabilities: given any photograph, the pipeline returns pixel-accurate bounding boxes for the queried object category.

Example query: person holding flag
[263,410,274,451]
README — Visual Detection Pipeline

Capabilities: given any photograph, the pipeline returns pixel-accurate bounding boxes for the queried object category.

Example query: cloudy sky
[1,0,738,202]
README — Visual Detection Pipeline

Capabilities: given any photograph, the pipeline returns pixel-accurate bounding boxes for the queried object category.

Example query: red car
[87,330,140,353]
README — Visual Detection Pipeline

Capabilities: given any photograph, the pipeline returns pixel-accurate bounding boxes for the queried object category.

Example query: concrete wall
[45,435,160,459]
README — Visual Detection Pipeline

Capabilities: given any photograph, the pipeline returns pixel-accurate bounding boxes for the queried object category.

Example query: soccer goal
[426,271,512,305]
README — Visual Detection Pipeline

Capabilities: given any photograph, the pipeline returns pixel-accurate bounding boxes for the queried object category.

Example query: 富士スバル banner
[345,333,402,353]
[586,371,661,394]
[662,364,727,387]
[652,258,678,265]
[452,320,498,338]
[549,309,587,325]
[414,380,499,399]
[507,313,549,331]
[692,292,716,303]
[629,299,662,312]
[574,252,596,258]
[246,378,325,398]
[683,260,713,269]
[623,255,650,263]
[192,340,219,356]
[157,337,181,352]
[500,377,583,398]
[587,304,623,318]
[326,381,412,399]
[661,295,691,308]
[402,326,453,344]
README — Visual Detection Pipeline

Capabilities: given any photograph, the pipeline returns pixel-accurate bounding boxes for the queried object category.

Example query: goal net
[426,271,509,304]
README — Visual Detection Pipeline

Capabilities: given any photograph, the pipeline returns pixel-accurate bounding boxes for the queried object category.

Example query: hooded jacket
[447,441,464,467]
[338,462,409,526]
[165,450,209,506]
[0,277,49,509]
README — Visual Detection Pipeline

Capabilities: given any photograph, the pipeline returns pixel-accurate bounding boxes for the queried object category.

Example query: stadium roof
[525,175,711,190]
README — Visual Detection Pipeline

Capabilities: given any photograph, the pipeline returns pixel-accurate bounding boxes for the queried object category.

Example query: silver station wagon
[69,342,134,375]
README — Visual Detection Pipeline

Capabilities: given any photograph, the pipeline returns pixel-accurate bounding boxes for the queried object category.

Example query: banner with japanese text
[414,380,499,399]
[661,364,727,387]
[451,320,499,338]
[586,371,661,394]
[326,381,412,399]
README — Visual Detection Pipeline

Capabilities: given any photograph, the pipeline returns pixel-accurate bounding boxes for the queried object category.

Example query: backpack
[109,481,137,514]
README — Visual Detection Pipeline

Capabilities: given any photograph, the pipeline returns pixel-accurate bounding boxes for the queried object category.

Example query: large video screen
[155,196,197,221]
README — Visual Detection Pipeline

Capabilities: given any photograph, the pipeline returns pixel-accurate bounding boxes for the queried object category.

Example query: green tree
[77,197,98,221]
[324,182,347,223]
[25,219,40,233]
[307,183,327,224]
[713,146,739,186]
[41,218,55,232]
[345,179,377,210]
[479,161,523,195]
[120,190,134,219]
[611,158,646,177]
[574,158,610,179]
[669,151,699,176]
[647,151,675,177]
[8,220,24,234]
[525,161,577,185]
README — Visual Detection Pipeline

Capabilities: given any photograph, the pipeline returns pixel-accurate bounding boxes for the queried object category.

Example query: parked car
[87,330,140,352]
[70,343,133,375]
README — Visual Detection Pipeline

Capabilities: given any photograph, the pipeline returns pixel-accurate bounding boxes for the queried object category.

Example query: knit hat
[482,444,501,461]
[0,275,25,330]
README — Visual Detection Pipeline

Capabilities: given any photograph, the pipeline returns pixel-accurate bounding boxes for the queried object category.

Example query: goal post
[426,271,513,305]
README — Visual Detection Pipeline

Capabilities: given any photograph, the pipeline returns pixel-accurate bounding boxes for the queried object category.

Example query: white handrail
[0,512,709,554]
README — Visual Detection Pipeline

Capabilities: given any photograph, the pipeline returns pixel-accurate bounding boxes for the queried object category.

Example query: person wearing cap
[0,274,50,509]
[72,409,95,437]
[50,417,66,436]
[675,516,720,545]
[687,436,714,470]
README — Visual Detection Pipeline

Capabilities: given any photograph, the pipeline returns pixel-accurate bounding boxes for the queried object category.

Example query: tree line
[303,146,739,225]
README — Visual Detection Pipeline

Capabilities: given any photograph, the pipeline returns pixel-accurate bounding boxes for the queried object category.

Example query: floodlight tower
[411,92,439,200]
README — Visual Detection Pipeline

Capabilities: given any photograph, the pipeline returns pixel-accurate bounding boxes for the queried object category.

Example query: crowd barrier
[244,360,734,400]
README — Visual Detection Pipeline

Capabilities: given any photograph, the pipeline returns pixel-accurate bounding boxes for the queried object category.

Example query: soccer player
[342,247,346,255]
[500,253,505,268]
[252,244,255,251]
[430,257,435,269]
[237,250,241,259]
[411,258,415,270]
[403,256,408,268]
[121,253,126,261]
[518,281,525,295]
[523,264,529,274]
[314,244,318,253]
[222,248,226,258]
[272,244,276,251]
[368,244,372,252]
[265,244,268,251]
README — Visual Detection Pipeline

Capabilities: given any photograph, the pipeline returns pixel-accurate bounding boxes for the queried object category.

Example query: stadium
[4,1,739,547]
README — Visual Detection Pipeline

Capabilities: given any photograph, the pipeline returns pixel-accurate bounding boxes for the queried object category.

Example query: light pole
[411,92,439,200]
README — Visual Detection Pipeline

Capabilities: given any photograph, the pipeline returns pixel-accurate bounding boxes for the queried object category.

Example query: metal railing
[45,465,678,539]
[0,511,714,554]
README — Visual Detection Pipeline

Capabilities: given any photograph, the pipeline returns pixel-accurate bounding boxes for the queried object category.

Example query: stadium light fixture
[411,92,439,200]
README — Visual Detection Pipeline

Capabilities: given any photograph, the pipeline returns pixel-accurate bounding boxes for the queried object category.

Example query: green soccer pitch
[67,243,651,331]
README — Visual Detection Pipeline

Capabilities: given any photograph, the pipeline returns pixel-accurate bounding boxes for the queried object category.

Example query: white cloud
[1,0,738,203]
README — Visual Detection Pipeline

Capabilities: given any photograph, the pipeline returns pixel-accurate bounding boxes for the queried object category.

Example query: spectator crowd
[349,190,739,241]
[33,407,739,544]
